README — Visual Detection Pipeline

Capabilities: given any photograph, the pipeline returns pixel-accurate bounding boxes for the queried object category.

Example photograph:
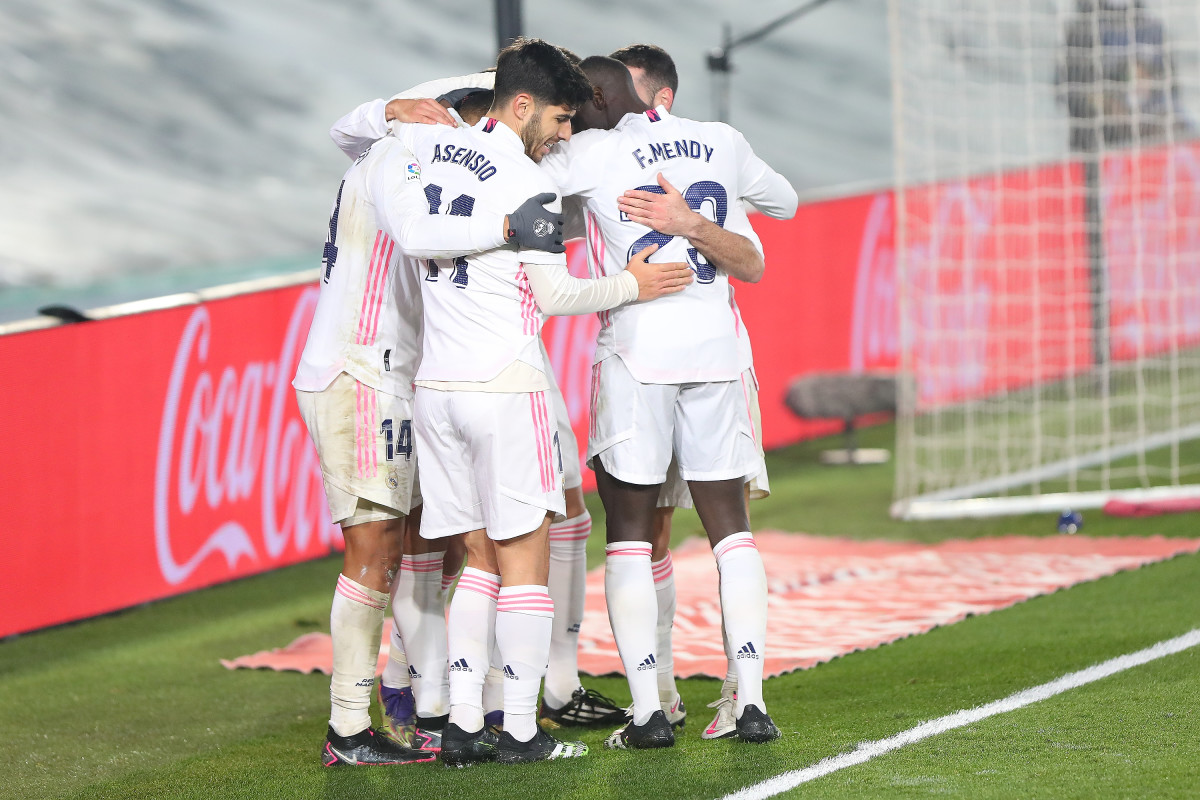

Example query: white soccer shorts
[295,372,418,525]
[587,356,759,486]
[414,387,566,541]
[657,367,770,508]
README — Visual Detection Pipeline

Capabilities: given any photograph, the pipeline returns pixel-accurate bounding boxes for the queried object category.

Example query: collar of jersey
[616,104,672,130]
[473,116,525,153]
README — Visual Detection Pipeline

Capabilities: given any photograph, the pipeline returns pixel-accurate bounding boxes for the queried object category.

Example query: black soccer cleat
[603,709,676,750]
[438,722,500,767]
[735,704,781,743]
[495,725,588,764]
[321,725,437,766]
[539,686,631,727]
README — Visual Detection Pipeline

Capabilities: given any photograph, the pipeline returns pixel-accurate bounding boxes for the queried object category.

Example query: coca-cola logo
[154,289,338,585]
[850,193,898,373]
[1104,145,1200,357]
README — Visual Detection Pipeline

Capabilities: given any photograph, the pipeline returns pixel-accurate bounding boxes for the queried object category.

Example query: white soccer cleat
[662,694,687,730]
[701,690,738,740]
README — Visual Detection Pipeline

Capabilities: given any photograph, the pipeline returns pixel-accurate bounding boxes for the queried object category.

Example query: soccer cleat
[735,704,781,743]
[438,722,499,767]
[378,684,416,745]
[484,709,505,733]
[321,725,436,766]
[411,714,448,752]
[702,690,738,740]
[539,686,631,727]
[662,695,687,730]
[496,725,588,764]
[603,709,675,750]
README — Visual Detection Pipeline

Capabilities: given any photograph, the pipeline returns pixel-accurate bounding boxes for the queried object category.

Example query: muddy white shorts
[295,372,419,525]
[415,387,566,541]
[587,356,759,486]
[656,367,770,508]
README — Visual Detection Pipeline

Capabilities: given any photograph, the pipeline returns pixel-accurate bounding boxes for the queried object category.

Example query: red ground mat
[221,533,1200,679]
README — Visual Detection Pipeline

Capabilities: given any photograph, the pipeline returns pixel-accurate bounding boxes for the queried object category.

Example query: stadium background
[2,2,1200,797]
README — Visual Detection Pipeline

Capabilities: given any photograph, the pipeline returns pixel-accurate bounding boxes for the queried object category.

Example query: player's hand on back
[625,244,693,301]
[505,192,566,253]
[617,173,701,239]
[385,98,458,127]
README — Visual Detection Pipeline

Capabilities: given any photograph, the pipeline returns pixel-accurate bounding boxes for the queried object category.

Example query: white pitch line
[720,628,1200,800]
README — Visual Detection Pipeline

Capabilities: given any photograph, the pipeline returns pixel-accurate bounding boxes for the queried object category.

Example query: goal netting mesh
[888,0,1200,518]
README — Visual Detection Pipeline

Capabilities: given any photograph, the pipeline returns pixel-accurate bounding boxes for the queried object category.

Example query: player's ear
[592,85,607,110]
[655,87,674,111]
[512,93,534,122]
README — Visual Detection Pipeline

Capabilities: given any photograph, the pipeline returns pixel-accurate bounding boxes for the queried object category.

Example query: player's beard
[521,108,550,162]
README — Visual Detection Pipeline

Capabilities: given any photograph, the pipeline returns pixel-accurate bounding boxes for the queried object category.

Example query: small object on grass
[1057,509,1083,534]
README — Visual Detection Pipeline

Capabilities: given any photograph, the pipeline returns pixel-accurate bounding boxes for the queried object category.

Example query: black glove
[506,192,565,253]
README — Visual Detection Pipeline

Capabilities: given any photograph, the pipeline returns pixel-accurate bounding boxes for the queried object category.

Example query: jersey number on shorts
[424,183,475,288]
[322,180,346,283]
[622,180,728,284]
[381,418,413,462]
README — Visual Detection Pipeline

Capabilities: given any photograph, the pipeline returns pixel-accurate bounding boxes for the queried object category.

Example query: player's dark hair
[609,43,679,94]
[454,89,494,125]
[493,37,593,111]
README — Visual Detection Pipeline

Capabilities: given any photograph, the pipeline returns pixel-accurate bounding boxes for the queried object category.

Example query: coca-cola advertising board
[0,286,341,638]
[1104,141,1200,361]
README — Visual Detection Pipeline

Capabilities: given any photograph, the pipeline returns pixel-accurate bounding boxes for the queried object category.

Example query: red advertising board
[899,163,1094,407]
[1104,141,1200,360]
[0,287,342,638]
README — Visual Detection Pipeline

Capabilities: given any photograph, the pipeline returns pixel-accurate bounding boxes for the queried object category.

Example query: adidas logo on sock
[503,664,518,680]
[449,658,471,672]
[408,664,422,678]
[567,622,581,633]
[736,642,760,660]
[355,677,375,687]
[636,653,657,671]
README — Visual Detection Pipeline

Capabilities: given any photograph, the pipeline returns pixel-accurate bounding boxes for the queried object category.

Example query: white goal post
[888,0,1200,519]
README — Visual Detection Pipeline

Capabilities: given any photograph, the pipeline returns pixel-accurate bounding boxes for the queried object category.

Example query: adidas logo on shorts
[736,642,760,660]
[503,664,518,680]
[636,654,657,671]
[449,658,471,672]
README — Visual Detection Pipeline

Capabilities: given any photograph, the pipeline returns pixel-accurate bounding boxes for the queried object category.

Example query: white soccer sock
[605,542,659,726]
[329,574,388,737]
[380,622,410,690]
[482,664,505,718]
[713,533,768,716]
[652,552,680,705]
[544,511,591,708]
[495,585,555,742]
[720,622,738,698]
[446,567,498,733]
[394,552,449,719]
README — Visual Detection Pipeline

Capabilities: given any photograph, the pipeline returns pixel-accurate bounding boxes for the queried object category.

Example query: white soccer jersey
[541,106,796,384]
[293,137,500,397]
[393,117,565,384]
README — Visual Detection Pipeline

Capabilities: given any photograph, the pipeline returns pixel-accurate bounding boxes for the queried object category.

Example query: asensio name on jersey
[392,116,565,385]
[541,106,796,385]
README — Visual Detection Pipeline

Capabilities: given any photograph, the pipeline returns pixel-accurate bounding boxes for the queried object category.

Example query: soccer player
[387,39,691,765]
[294,88,574,764]
[610,42,777,740]
[540,55,798,748]
[333,84,632,732]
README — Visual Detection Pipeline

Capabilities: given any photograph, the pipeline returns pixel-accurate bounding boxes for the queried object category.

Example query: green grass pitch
[3,422,1198,799]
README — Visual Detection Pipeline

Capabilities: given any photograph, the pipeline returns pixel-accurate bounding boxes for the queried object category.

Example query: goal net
[888,0,1200,519]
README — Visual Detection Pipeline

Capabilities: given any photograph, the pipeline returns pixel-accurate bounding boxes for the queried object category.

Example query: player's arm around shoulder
[720,122,798,221]
[375,141,508,259]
